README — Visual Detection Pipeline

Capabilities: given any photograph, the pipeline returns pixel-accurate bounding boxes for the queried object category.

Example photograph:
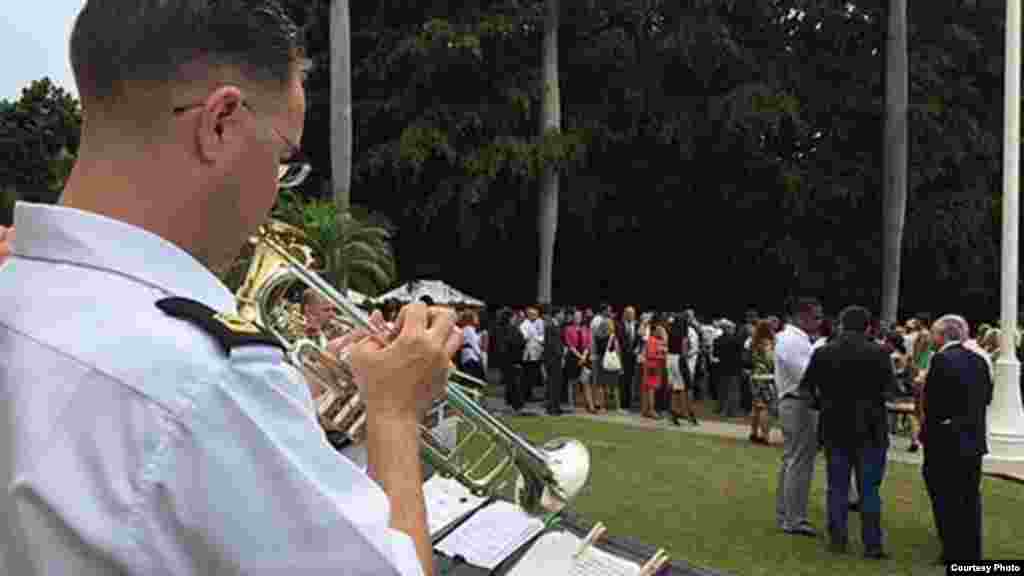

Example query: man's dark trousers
[504,363,524,411]
[621,355,636,411]
[545,359,563,413]
[826,446,886,551]
[923,446,983,561]
[521,360,541,403]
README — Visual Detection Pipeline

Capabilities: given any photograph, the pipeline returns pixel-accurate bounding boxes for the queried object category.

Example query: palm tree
[536,0,560,304]
[331,0,352,216]
[273,190,396,296]
[219,191,396,297]
[881,0,908,324]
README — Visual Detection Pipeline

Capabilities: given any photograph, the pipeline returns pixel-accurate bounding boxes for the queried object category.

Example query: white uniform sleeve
[775,333,812,385]
[150,347,423,576]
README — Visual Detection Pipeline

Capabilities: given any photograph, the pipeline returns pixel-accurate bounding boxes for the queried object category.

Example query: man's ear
[196,85,245,164]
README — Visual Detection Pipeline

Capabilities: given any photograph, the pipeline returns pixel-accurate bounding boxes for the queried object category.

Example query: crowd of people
[468,299,1009,564]
[480,305,711,424]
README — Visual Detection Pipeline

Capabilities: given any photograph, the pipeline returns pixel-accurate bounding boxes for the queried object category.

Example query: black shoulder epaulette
[156,297,285,356]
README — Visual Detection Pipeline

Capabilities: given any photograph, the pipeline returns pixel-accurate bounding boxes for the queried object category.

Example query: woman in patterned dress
[748,319,776,444]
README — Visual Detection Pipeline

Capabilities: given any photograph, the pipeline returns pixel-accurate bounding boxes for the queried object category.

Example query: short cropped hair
[935,315,966,342]
[839,306,870,333]
[70,0,301,104]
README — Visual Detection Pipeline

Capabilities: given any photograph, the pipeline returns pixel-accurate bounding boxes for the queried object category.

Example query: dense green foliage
[3,2,1017,320]
[0,78,80,222]
[282,0,1014,318]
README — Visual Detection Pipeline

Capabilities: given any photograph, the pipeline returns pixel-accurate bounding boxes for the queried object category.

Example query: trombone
[235,219,591,516]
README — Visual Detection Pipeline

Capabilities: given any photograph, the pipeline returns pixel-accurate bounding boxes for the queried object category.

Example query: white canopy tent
[376,280,485,307]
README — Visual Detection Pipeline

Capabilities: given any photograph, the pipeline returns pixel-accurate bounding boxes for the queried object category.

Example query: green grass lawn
[498,416,1024,576]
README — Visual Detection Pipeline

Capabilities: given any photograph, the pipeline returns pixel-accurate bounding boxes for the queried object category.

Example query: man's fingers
[426,306,456,338]
[350,331,391,358]
[397,302,428,340]
[368,309,384,328]
[337,328,369,347]
[367,310,391,336]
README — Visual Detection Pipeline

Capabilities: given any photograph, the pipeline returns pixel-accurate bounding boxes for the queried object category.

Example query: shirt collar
[786,323,809,341]
[939,340,961,353]
[13,202,236,312]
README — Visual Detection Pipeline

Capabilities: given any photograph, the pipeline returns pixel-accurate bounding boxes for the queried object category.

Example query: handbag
[602,338,623,372]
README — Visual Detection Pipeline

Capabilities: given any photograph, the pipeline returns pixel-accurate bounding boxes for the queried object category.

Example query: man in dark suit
[801,306,893,558]
[500,309,526,414]
[618,306,641,412]
[713,320,745,417]
[921,314,994,563]
[543,305,566,415]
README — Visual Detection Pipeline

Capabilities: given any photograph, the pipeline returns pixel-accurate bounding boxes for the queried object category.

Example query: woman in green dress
[909,327,935,453]
[748,319,776,444]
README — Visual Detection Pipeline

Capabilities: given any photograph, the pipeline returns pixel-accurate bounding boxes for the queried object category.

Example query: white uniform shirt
[519,318,545,361]
[773,324,814,400]
[0,203,421,576]
[685,326,699,374]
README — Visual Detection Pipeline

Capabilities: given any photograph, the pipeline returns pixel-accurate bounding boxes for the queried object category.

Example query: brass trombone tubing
[258,235,555,470]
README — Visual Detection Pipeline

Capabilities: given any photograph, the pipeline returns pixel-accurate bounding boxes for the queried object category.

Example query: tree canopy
[0,77,81,223]
[280,0,1011,319]
[3,2,1015,320]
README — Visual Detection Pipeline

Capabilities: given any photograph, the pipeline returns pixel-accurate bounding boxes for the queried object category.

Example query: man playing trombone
[0,2,456,575]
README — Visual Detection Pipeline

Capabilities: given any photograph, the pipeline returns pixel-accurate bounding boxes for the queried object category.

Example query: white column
[989,0,1024,463]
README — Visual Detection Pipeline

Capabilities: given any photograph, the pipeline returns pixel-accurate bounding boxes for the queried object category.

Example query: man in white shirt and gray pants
[775,298,823,536]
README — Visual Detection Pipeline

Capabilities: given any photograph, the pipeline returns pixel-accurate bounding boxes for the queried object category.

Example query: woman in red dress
[642,324,668,418]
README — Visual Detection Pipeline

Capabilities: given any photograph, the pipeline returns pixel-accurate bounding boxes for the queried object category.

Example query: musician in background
[301,288,357,400]
[0,2,454,575]
[302,288,333,347]
[459,309,486,382]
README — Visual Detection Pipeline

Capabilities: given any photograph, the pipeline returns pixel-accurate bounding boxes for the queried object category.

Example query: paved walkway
[485,393,1024,484]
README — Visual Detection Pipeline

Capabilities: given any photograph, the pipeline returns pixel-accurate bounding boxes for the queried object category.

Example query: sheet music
[504,531,641,576]
[422,474,488,536]
[434,500,546,569]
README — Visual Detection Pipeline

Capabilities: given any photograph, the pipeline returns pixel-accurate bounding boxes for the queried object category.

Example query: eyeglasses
[172,100,311,189]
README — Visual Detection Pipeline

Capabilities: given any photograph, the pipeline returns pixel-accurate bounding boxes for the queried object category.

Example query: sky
[1,0,84,102]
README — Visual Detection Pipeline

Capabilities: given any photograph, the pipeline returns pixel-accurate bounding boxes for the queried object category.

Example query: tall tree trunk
[881,0,908,325]
[537,0,560,304]
[331,0,351,289]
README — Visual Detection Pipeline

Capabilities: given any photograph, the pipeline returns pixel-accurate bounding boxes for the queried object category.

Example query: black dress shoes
[783,524,818,537]
[863,549,889,560]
